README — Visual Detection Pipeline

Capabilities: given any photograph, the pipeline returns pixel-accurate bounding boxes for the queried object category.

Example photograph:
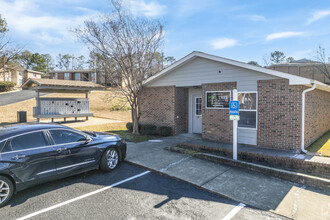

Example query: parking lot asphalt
[0,162,286,220]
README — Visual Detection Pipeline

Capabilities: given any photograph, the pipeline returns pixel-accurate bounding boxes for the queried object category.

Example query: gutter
[301,83,317,153]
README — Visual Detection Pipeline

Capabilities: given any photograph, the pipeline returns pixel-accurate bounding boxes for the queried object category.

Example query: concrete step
[167,146,330,191]
[178,142,330,179]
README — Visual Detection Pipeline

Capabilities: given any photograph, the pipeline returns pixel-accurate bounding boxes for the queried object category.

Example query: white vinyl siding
[238,128,257,145]
[147,57,278,91]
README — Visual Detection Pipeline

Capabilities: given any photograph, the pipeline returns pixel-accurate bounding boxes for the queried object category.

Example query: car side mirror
[85,136,93,144]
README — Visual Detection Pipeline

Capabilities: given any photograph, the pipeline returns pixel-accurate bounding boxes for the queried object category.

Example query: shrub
[109,104,131,111]
[126,122,133,132]
[126,122,141,133]
[140,124,157,135]
[158,126,172,136]
[0,81,16,92]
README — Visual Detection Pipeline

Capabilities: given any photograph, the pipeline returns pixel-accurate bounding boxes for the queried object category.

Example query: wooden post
[86,92,90,121]
[75,117,77,121]
[64,117,66,122]
[51,118,54,123]
[36,89,40,123]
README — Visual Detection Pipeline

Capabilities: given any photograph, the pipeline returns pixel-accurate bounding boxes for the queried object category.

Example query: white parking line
[17,171,150,220]
[222,203,246,220]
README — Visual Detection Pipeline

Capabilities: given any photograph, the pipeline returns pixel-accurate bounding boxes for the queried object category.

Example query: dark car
[0,123,126,207]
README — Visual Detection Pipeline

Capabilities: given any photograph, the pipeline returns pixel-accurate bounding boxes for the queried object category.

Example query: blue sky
[1,0,330,66]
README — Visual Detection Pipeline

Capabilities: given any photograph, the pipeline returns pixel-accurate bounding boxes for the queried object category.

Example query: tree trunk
[131,106,139,135]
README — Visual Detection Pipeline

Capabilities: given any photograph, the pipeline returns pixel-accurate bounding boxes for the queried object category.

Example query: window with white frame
[238,92,257,129]
[64,73,70,80]
[91,72,96,83]
[4,72,9,81]
[53,73,58,79]
[195,97,202,116]
[33,73,37,77]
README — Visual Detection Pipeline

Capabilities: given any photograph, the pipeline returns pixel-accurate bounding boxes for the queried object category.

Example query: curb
[167,146,330,191]
[178,142,330,179]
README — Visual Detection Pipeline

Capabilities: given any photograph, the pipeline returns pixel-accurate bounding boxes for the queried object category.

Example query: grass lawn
[76,123,160,143]
[307,131,330,157]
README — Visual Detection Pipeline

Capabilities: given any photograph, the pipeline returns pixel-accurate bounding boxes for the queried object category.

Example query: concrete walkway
[126,134,330,220]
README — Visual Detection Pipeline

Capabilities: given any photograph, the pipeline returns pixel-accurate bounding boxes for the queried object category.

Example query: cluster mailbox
[39,98,90,115]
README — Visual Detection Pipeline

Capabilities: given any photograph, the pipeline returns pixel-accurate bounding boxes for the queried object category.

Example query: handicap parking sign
[229,101,239,115]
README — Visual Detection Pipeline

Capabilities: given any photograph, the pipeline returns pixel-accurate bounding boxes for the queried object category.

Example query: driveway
[0,162,285,220]
[0,90,47,106]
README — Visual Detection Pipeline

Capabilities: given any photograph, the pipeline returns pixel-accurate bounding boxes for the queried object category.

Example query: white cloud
[210,38,238,50]
[266,31,305,41]
[175,0,213,17]
[249,14,267,22]
[124,0,166,17]
[307,10,330,24]
[0,0,98,45]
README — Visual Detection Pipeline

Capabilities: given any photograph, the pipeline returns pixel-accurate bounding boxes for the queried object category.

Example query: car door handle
[57,147,68,153]
[12,154,26,160]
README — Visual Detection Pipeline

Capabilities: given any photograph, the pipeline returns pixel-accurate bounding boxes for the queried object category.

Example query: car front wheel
[0,176,14,208]
[100,148,119,171]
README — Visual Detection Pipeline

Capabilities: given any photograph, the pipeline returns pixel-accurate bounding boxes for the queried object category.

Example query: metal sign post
[230,89,239,160]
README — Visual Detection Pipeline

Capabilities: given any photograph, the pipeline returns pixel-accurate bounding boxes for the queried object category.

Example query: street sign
[229,101,239,115]
[230,115,240,120]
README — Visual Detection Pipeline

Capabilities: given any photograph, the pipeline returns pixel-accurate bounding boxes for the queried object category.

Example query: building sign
[206,91,231,109]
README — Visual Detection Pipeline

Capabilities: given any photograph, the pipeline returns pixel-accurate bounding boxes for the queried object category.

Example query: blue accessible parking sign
[229,101,239,115]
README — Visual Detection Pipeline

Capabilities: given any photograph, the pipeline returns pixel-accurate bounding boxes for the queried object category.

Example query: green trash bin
[17,111,27,123]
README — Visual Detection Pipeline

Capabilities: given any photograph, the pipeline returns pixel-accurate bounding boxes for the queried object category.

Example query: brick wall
[174,88,188,134]
[140,86,188,134]
[257,79,303,152]
[305,88,330,147]
[202,82,236,143]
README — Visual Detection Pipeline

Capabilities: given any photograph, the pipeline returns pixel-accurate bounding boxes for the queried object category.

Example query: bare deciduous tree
[315,46,330,81]
[0,14,23,78]
[74,0,164,134]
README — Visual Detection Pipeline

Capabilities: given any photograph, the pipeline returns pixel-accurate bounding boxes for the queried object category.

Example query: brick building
[140,52,330,153]
[268,59,330,85]
[48,69,122,87]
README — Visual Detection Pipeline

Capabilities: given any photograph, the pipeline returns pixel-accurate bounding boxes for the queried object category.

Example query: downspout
[301,83,316,153]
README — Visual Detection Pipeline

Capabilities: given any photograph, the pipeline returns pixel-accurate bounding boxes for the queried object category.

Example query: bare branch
[74,0,164,134]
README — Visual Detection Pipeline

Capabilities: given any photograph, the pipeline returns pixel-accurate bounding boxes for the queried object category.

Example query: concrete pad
[126,142,176,160]
[274,186,330,220]
[202,167,295,211]
[127,148,190,171]
[164,157,231,186]
[160,133,202,145]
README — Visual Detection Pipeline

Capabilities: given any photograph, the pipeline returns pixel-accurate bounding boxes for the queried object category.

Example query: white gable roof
[144,51,330,92]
